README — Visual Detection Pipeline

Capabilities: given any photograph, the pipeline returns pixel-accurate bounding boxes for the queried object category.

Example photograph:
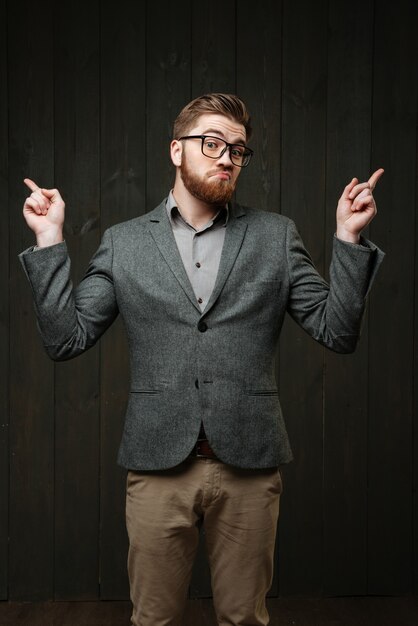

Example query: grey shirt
[166,191,229,313]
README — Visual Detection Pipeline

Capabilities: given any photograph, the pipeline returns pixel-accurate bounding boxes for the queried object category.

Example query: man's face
[175,114,247,205]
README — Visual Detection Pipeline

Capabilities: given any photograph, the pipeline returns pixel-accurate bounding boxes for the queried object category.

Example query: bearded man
[20,93,384,626]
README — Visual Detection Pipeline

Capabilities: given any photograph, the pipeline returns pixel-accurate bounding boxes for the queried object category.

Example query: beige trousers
[126,457,282,626]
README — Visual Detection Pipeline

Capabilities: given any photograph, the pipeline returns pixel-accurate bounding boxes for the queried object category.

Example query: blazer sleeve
[19,228,119,361]
[285,219,385,353]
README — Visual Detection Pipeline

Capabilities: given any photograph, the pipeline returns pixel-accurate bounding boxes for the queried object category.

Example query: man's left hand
[336,168,384,244]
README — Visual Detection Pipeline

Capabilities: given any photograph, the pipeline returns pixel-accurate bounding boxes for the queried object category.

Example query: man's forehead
[190,114,246,142]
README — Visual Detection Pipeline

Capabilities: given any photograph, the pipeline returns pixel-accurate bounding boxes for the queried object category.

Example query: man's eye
[231,147,244,157]
[205,140,218,149]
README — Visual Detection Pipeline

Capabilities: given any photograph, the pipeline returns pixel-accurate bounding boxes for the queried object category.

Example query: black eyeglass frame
[178,135,254,167]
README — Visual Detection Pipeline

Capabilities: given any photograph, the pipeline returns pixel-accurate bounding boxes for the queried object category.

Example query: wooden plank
[0,0,8,601]
[322,0,374,595]
[236,0,282,597]
[411,0,418,600]
[236,0,282,214]
[191,0,236,97]
[412,52,418,595]
[146,0,192,209]
[368,0,417,595]
[99,0,147,599]
[415,62,418,598]
[7,0,55,600]
[278,0,328,596]
[52,0,101,600]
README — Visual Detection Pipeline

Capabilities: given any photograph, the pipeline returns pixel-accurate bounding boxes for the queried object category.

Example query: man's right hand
[23,178,65,248]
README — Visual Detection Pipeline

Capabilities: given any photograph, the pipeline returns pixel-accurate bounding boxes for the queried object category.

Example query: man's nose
[216,147,234,167]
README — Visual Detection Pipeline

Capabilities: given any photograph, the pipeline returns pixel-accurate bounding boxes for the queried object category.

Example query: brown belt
[190,439,218,459]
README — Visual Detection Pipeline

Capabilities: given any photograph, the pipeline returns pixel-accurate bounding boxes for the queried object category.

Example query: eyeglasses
[178,135,254,167]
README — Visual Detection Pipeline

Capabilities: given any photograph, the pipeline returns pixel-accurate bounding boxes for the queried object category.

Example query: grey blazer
[19,200,384,470]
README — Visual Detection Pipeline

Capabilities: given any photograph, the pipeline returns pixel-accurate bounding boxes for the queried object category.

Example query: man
[20,93,384,626]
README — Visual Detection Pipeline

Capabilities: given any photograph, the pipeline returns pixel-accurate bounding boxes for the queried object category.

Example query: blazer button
[198,321,208,332]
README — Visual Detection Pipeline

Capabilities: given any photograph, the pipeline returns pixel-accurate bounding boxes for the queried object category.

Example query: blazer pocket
[130,389,163,395]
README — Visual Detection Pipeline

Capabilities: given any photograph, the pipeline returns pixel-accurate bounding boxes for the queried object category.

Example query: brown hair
[173,93,252,141]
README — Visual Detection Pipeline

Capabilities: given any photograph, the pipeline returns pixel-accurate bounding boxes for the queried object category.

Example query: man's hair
[173,93,252,141]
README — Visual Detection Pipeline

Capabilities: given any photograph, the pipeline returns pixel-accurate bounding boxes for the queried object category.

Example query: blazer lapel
[147,201,201,312]
[202,203,248,317]
[147,200,248,317]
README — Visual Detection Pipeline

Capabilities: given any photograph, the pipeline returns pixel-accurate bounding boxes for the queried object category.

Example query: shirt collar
[166,190,229,229]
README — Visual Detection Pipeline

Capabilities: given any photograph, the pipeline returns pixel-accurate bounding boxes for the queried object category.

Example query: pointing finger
[23,177,41,192]
[368,168,384,191]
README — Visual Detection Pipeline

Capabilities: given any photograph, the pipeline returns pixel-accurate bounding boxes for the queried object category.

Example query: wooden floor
[0,597,418,626]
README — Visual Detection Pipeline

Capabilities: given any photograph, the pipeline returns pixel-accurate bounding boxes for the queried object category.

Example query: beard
[180,156,237,205]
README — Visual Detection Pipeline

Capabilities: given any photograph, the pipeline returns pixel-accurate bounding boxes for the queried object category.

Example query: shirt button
[198,321,207,332]
[198,297,203,304]
[195,262,201,268]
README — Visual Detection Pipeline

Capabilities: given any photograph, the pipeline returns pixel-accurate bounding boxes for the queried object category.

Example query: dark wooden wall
[1,0,417,601]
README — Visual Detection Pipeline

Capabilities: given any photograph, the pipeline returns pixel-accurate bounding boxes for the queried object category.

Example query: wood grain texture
[236,0,282,214]
[99,0,147,599]
[322,0,374,595]
[1,0,418,601]
[278,0,328,596]
[191,0,236,97]
[367,0,417,595]
[53,0,101,600]
[0,0,8,601]
[7,0,55,600]
[415,55,418,598]
[146,0,192,209]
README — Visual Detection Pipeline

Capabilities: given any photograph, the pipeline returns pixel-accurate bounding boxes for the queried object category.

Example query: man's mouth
[209,171,232,180]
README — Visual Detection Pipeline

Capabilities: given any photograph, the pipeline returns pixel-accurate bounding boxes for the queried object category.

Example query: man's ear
[170,140,183,167]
